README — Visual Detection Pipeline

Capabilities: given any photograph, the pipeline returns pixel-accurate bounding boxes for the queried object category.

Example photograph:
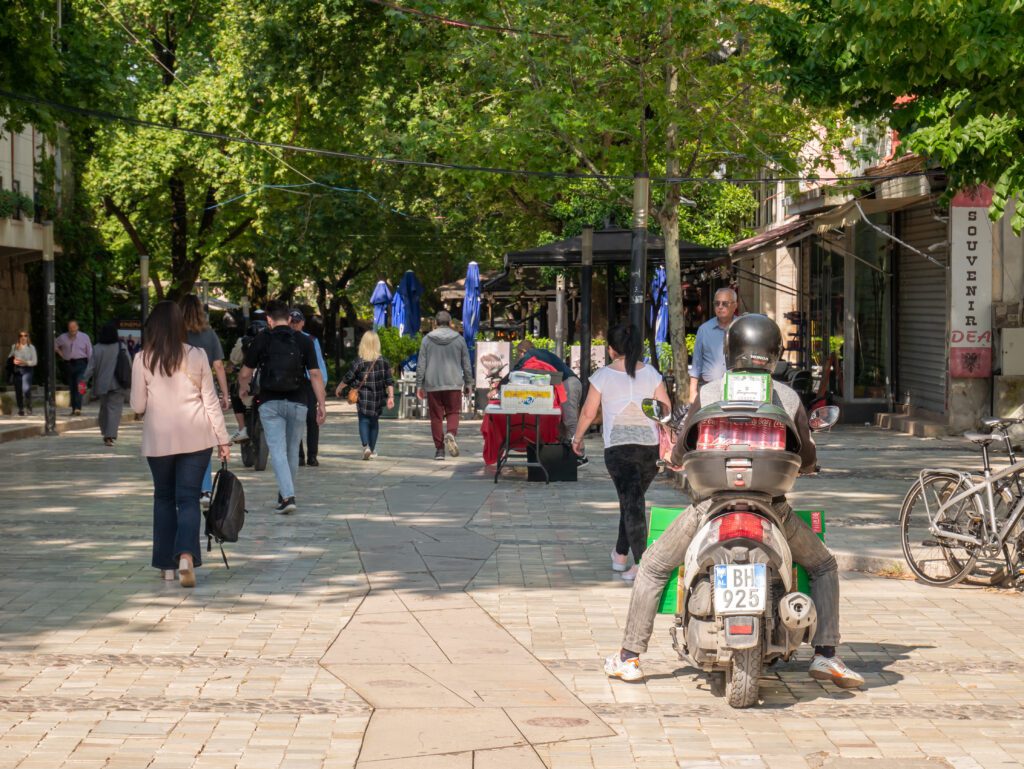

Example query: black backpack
[256,330,304,394]
[114,343,133,389]
[204,462,247,568]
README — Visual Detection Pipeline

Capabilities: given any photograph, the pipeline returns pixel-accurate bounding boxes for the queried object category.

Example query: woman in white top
[8,330,38,416]
[572,323,671,581]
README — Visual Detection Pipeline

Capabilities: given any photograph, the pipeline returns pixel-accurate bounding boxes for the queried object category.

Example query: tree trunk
[659,11,691,402]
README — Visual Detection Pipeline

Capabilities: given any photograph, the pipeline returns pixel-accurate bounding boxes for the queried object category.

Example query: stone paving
[0,410,1022,768]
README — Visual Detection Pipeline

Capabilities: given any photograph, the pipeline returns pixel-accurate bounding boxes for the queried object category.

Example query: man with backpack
[238,301,326,514]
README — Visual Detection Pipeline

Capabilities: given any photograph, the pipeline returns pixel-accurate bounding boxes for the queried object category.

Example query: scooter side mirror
[808,405,840,431]
[642,398,671,424]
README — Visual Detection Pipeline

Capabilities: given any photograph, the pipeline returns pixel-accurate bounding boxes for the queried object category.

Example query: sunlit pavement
[0,413,1021,768]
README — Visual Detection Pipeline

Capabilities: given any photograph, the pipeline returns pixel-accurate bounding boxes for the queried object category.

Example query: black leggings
[604,444,660,563]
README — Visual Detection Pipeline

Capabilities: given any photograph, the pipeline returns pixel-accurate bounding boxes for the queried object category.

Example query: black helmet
[725,314,783,372]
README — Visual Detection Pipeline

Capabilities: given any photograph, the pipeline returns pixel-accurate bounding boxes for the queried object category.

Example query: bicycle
[900,417,1024,588]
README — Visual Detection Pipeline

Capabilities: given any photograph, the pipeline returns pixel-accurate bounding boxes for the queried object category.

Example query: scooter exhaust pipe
[778,592,817,632]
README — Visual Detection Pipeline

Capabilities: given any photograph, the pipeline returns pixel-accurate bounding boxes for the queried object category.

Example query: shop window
[809,241,844,398]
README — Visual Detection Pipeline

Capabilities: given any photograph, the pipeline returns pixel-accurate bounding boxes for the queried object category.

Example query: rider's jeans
[621,498,840,654]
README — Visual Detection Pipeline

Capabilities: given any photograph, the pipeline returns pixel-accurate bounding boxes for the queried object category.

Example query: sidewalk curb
[0,416,97,444]
[834,550,904,576]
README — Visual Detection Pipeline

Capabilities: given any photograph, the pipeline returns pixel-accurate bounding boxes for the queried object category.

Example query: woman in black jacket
[336,330,394,460]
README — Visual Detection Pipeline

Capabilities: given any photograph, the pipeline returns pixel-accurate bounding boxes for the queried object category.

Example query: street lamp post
[628,173,650,332]
[139,254,150,342]
[42,231,57,435]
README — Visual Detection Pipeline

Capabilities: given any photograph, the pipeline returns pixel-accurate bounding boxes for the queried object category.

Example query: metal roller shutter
[897,205,948,414]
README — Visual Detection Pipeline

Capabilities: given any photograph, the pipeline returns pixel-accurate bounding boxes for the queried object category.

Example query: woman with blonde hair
[131,301,230,587]
[8,330,37,416]
[336,330,394,460]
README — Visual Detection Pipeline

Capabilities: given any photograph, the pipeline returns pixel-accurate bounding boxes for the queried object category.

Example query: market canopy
[504,226,726,269]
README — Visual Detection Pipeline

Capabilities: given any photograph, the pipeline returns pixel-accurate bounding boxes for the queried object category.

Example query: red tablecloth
[481,359,566,465]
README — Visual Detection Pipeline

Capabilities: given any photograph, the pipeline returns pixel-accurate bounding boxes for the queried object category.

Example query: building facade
[731,154,1024,432]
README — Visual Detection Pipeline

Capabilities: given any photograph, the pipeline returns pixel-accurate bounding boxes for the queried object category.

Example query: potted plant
[377,327,422,418]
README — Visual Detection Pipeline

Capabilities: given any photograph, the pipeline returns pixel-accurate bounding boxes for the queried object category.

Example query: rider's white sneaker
[808,654,865,689]
[230,427,249,443]
[604,653,644,682]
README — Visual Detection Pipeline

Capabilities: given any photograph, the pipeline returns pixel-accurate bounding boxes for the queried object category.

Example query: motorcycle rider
[604,314,864,689]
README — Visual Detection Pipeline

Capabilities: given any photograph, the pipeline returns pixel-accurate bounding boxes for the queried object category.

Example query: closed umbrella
[394,270,424,337]
[370,280,392,329]
[462,261,481,366]
[651,266,669,344]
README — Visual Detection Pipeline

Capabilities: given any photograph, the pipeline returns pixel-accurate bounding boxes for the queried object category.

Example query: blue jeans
[259,399,307,500]
[13,367,33,411]
[201,457,213,494]
[358,413,380,451]
[67,358,88,410]
[147,448,211,569]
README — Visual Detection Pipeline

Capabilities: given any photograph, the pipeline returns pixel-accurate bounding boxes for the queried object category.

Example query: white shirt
[588,363,663,448]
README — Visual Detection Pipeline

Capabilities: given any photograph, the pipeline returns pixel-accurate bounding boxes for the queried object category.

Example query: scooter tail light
[716,512,767,543]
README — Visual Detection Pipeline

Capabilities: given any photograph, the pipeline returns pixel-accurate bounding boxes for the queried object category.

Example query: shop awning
[728,219,811,258]
[813,193,933,232]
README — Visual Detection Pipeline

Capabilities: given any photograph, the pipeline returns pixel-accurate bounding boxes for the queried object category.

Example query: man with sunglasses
[688,287,739,401]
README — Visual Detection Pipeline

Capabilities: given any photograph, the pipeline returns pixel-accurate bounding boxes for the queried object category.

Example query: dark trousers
[427,390,462,449]
[358,413,380,451]
[67,358,88,410]
[147,448,211,569]
[13,368,32,411]
[604,444,660,562]
[299,387,319,463]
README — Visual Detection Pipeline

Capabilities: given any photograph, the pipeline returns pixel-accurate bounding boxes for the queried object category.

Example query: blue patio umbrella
[370,280,392,329]
[462,261,481,367]
[651,266,669,344]
[392,270,424,337]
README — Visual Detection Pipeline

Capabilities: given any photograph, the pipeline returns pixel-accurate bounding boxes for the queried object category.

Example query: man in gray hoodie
[416,311,474,460]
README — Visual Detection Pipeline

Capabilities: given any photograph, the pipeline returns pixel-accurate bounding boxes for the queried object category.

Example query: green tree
[755,0,1024,229]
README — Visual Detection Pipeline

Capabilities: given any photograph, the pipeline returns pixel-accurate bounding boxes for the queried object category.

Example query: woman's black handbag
[204,461,247,568]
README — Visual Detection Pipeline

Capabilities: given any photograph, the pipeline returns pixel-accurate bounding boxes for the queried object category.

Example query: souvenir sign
[723,371,772,403]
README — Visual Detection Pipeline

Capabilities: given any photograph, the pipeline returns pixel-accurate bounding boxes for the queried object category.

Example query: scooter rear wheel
[726,641,762,708]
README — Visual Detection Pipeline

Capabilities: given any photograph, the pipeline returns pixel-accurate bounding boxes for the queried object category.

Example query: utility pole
[628,173,650,331]
[580,226,594,388]
[42,230,56,435]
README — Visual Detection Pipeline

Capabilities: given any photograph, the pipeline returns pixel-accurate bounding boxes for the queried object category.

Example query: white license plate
[714,564,767,615]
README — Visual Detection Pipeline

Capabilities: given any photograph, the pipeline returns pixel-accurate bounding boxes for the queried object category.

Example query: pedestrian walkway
[0,414,1021,768]
[0,400,104,443]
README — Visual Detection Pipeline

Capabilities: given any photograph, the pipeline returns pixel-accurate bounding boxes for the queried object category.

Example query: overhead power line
[364,0,570,40]
[0,88,947,187]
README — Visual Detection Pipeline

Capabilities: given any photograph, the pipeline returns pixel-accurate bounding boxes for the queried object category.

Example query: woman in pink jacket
[131,301,231,587]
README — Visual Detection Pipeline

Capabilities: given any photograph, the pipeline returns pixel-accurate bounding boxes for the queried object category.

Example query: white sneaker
[444,432,460,457]
[370,451,379,458]
[230,427,249,443]
[604,653,644,682]
[362,447,372,461]
[621,565,639,582]
[611,550,629,572]
[808,654,865,689]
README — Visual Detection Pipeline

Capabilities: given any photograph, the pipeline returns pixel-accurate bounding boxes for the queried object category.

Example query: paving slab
[358,708,526,761]
[320,664,472,709]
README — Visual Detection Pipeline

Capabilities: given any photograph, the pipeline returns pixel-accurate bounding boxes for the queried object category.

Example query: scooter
[641,396,840,708]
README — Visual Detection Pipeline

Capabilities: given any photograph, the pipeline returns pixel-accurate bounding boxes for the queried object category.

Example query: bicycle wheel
[900,472,983,587]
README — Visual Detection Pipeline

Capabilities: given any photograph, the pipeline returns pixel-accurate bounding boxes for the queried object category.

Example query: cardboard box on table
[647,506,825,614]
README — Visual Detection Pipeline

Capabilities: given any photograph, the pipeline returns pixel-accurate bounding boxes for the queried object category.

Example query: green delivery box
[647,506,825,615]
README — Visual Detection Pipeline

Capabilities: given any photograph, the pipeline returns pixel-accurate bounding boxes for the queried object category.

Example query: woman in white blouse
[130,301,230,587]
[572,323,671,581]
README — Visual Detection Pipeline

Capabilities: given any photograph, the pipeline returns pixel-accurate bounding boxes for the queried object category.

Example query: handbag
[347,359,376,404]
[114,343,133,389]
